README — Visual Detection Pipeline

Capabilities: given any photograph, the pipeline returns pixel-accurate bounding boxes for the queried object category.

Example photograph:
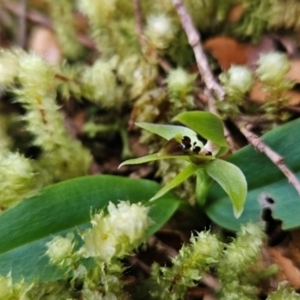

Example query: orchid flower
[120,111,247,218]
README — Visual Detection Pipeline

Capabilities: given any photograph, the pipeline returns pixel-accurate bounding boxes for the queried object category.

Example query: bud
[79,0,116,26]
[117,54,157,99]
[268,281,300,300]
[145,14,176,49]
[0,152,35,208]
[81,201,152,261]
[167,68,196,98]
[193,231,223,263]
[81,211,118,260]
[18,54,53,92]
[46,234,74,266]
[107,201,151,245]
[256,52,290,84]
[220,65,253,97]
[223,223,263,270]
[83,60,117,106]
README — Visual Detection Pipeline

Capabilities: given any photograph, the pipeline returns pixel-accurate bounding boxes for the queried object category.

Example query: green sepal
[119,153,191,168]
[205,159,247,218]
[150,164,200,201]
[173,111,228,148]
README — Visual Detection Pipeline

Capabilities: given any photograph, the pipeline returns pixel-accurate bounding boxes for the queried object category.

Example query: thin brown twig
[171,0,225,101]
[133,0,144,46]
[240,124,300,196]
[17,0,27,48]
[172,0,237,150]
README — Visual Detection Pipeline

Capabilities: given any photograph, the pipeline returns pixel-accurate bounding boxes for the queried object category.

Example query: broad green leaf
[205,159,247,218]
[205,118,300,230]
[0,175,180,282]
[173,111,228,147]
[195,169,214,206]
[150,164,200,201]
[136,122,200,142]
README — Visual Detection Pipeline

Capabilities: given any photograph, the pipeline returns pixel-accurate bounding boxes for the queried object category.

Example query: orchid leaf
[173,111,228,147]
[135,122,200,142]
[205,159,247,218]
[150,164,200,201]
[0,175,180,282]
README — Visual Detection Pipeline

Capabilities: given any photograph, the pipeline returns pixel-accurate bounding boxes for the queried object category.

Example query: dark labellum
[162,135,204,156]
[163,138,186,155]
[192,146,201,153]
[181,136,192,150]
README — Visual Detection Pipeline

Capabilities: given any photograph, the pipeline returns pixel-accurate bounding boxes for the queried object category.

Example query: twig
[171,0,238,150]
[172,0,225,101]
[240,124,300,196]
[17,0,27,48]
[133,0,144,46]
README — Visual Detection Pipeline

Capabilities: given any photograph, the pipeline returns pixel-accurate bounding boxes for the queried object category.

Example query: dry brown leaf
[267,246,300,289]
[204,36,278,70]
[282,230,300,269]
[249,81,266,102]
[204,37,249,69]
[287,59,300,83]
[28,26,62,64]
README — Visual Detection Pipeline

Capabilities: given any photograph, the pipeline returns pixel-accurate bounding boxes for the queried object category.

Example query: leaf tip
[149,195,159,202]
[233,207,243,219]
[118,161,127,169]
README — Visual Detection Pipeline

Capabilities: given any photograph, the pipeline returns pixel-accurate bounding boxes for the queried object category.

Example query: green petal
[205,159,247,218]
[173,111,228,147]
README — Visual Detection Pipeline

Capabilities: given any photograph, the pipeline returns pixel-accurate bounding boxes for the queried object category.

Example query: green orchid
[120,111,247,218]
